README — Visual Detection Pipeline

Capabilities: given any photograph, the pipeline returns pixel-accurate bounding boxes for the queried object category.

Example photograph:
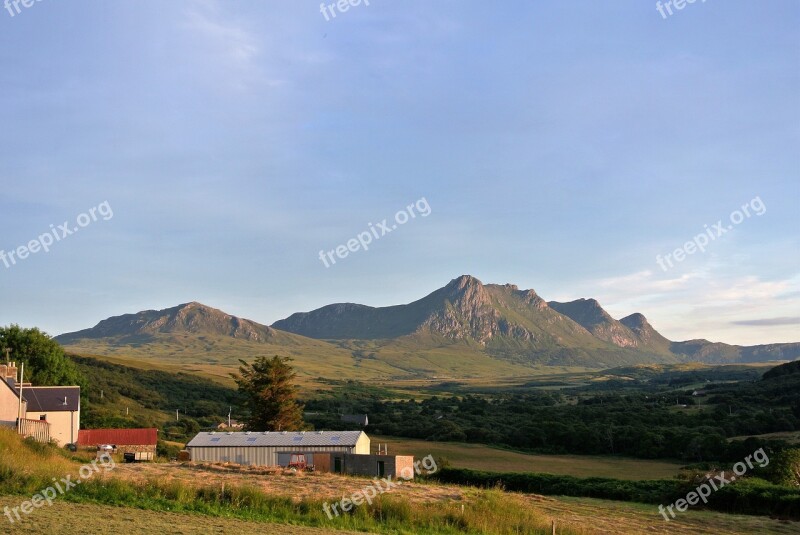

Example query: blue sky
[0,0,798,345]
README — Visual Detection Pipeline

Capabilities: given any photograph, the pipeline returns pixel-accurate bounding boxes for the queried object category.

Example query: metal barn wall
[190,445,356,466]
[354,433,370,455]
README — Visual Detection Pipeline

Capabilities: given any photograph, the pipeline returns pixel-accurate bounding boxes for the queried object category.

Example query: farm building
[186,430,415,479]
[77,428,158,454]
[187,430,369,466]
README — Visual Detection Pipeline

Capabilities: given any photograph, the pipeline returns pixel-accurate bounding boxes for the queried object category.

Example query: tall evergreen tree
[233,355,305,431]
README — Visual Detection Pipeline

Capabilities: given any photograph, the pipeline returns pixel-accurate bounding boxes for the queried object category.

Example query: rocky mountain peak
[517,288,548,310]
[620,313,649,332]
[446,274,483,292]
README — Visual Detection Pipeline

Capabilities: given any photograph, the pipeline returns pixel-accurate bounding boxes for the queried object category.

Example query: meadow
[371,435,684,480]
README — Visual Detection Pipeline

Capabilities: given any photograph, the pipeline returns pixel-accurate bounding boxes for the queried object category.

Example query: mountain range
[56,275,800,379]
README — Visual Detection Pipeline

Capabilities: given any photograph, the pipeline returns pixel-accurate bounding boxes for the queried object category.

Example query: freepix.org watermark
[319,0,369,22]
[3,453,115,524]
[656,0,708,20]
[1,201,113,270]
[658,448,769,522]
[322,455,438,519]
[318,197,431,268]
[656,196,765,272]
[4,0,44,18]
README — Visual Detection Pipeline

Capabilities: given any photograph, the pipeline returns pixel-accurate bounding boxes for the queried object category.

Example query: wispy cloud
[556,267,800,346]
[732,317,800,327]
[180,0,286,91]
[184,1,259,67]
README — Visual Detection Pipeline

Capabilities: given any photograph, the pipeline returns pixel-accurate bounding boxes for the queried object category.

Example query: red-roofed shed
[78,428,158,453]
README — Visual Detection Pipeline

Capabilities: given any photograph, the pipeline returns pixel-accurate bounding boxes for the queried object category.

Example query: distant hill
[56,301,278,344]
[56,276,800,380]
[670,339,800,364]
[760,359,800,379]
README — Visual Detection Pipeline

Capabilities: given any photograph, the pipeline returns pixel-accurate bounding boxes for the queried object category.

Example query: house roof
[340,414,368,426]
[2,378,20,399]
[21,386,80,412]
[78,428,158,446]
[187,430,366,448]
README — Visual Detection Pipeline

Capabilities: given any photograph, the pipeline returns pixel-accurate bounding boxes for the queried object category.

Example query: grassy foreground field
[2,430,797,534]
[373,436,685,480]
[0,497,360,535]
[2,472,797,535]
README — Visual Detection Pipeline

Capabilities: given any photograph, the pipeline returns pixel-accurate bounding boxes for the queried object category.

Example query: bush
[767,448,800,487]
[157,441,181,460]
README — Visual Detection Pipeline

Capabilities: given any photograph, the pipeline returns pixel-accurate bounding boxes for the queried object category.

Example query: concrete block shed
[342,453,416,479]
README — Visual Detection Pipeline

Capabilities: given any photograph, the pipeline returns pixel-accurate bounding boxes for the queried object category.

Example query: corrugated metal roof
[187,430,365,448]
[78,428,158,446]
[21,386,80,412]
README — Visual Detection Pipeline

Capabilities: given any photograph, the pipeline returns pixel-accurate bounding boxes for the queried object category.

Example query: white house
[19,386,80,446]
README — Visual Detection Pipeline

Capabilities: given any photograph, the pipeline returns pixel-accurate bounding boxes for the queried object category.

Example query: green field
[373,436,685,480]
[729,431,800,445]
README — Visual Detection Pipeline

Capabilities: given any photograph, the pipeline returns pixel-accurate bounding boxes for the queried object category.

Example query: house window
[39,415,46,421]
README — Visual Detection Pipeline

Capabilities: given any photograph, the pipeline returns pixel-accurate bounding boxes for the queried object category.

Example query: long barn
[186,430,370,466]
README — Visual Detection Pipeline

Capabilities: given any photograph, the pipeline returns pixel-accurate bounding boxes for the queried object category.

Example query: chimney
[0,362,16,381]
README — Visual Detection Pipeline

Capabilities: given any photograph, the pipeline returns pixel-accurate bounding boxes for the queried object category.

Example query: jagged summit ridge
[56,275,800,368]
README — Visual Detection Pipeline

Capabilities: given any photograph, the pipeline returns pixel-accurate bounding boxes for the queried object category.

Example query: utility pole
[228,407,232,428]
[176,409,180,422]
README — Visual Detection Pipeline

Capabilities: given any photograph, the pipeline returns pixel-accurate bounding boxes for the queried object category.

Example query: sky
[0,0,798,346]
